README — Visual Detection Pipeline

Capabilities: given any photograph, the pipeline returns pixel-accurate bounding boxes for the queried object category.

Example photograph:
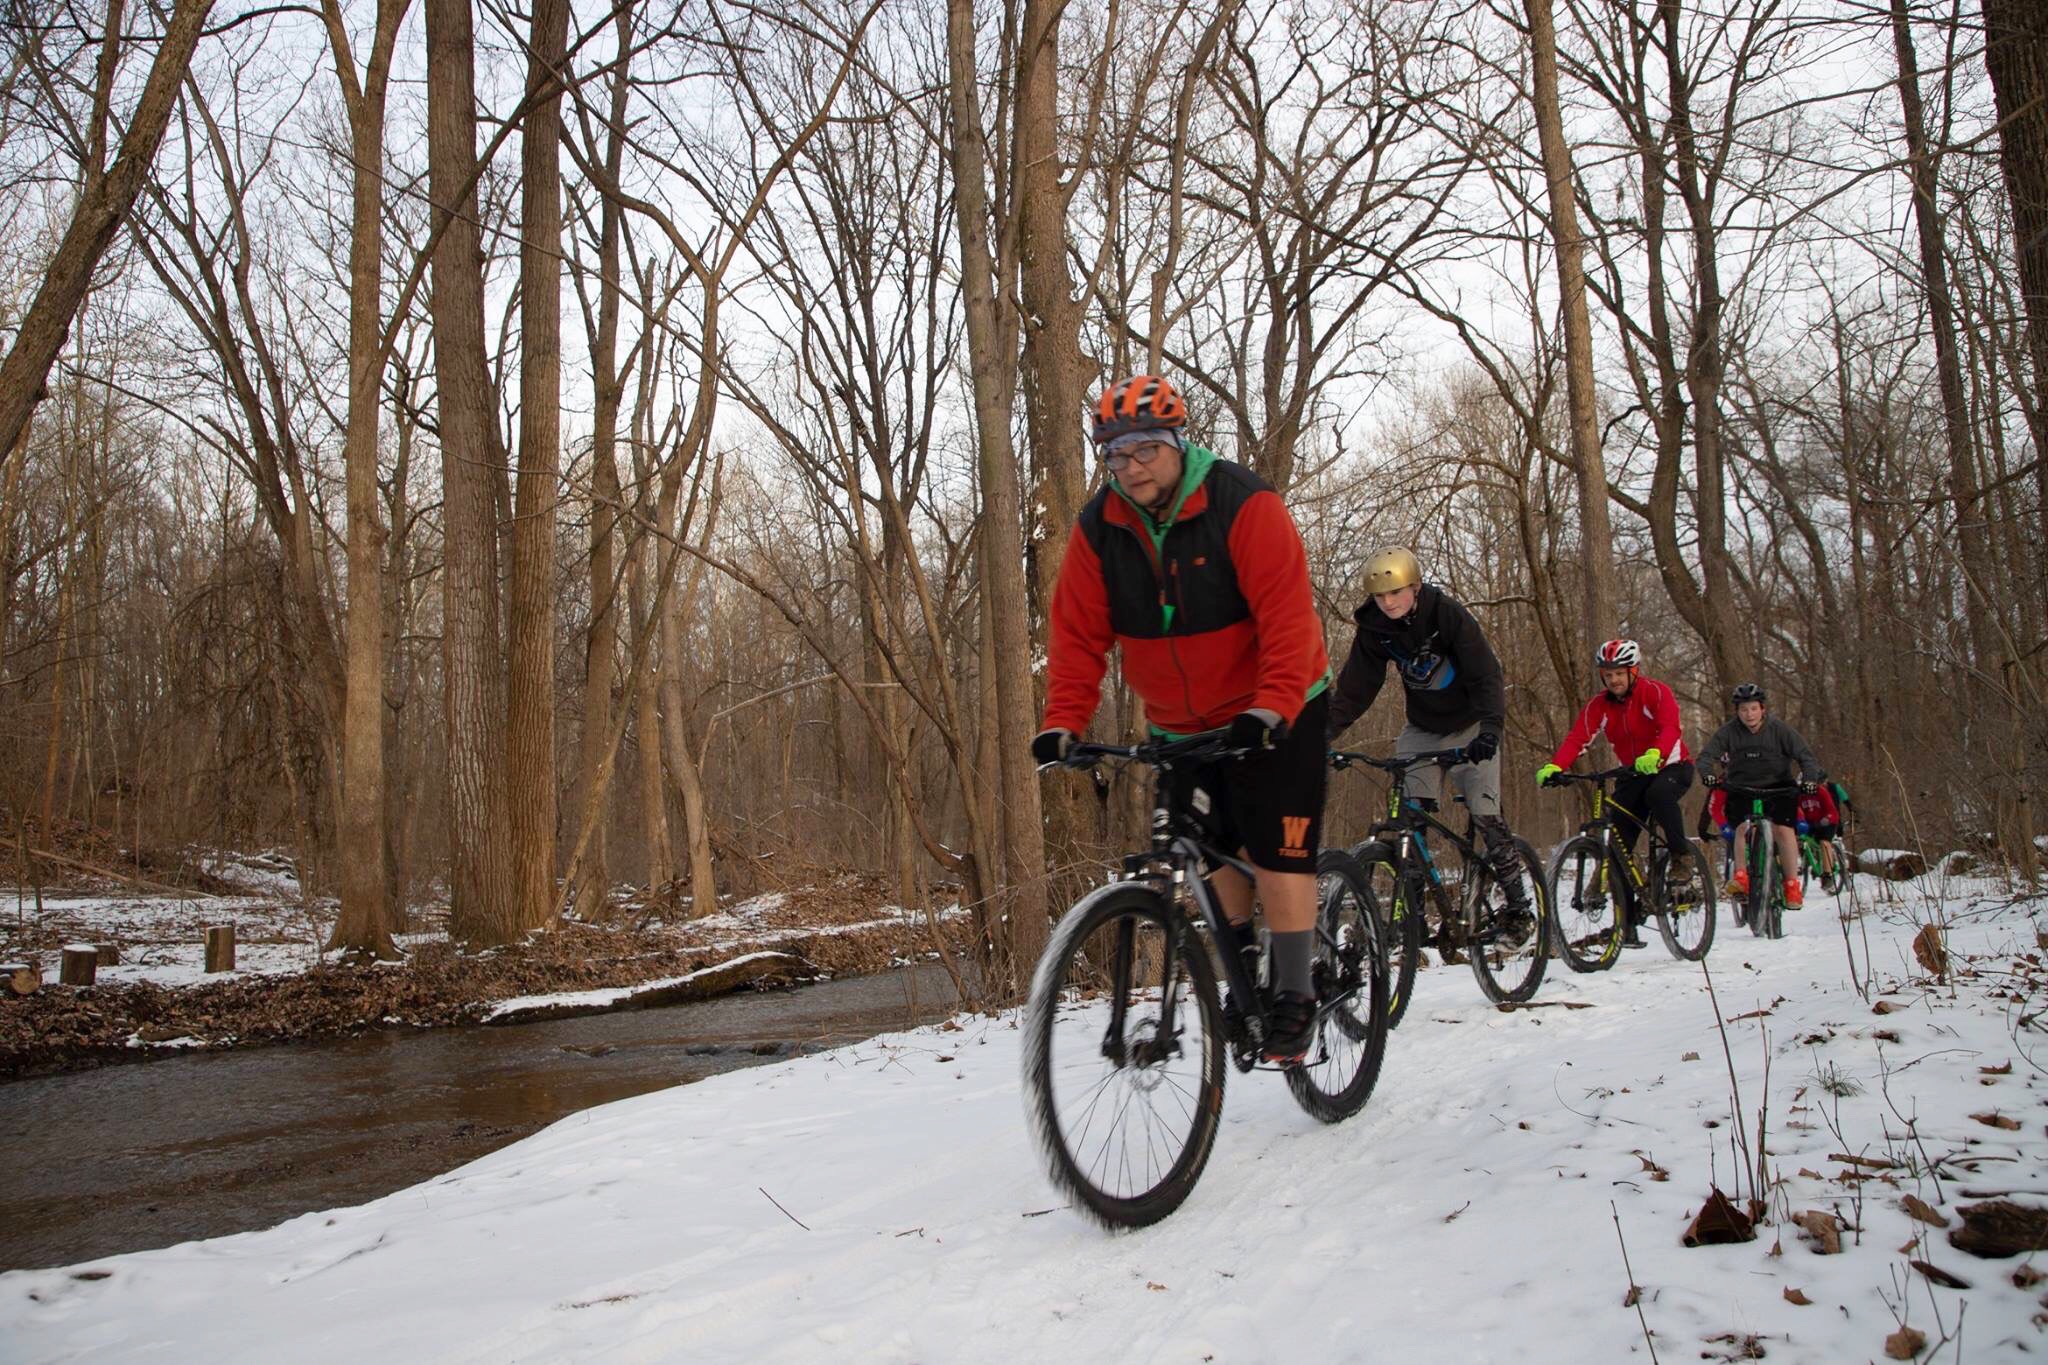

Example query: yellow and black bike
[1542,767,1718,967]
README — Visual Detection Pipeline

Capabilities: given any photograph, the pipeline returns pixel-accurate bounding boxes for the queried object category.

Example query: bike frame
[1335,748,1489,932]
[1549,767,1664,904]
[1060,732,1279,1065]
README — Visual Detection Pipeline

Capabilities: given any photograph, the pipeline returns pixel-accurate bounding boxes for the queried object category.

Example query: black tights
[1612,761,1695,863]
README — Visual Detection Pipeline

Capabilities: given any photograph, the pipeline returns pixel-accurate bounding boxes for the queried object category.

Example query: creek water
[0,964,962,1272]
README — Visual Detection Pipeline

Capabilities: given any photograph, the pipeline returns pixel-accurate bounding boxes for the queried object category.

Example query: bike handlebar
[1328,746,1469,774]
[1046,727,1245,772]
[1705,780,1806,796]
[1540,766,1634,788]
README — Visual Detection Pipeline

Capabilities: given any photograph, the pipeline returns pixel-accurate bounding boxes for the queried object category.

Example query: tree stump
[3,962,37,995]
[60,944,97,987]
[94,943,120,966]
[204,924,236,973]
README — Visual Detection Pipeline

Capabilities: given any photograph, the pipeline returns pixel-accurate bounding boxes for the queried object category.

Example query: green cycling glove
[1634,748,1662,775]
[1535,762,1562,788]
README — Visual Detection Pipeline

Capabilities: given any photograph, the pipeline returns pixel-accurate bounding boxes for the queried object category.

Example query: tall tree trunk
[506,0,573,932]
[1981,0,2048,552]
[0,0,216,461]
[946,0,1050,992]
[1660,0,1751,690]
[628,536,673,893]
[1524,0,1616,656]
[570,7,634,921]
[321,0,410,958]
[1012,0,1097,905]
[425,0,516,942]
[658,602,718,917]
[1889,0,2001,672]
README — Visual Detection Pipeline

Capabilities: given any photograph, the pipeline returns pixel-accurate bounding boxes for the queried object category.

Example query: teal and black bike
[1329,747,1549,1023]
[1714,782,1804,939]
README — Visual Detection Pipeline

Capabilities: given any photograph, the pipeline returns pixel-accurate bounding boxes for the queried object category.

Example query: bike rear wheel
[1548,834,1623,973]
[1354,840,1421,1029]
[1467,837,1549,1004]
[1022,884,1226,1229]
[1652,840,1716,961]
[1287,852,1391,1123]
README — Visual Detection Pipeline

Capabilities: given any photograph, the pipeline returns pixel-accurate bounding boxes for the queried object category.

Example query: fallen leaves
[1969,1111,2022,1131]
[1681,1050,1700,1061]
[1632,1151,1670,1182]
[1872,999,1901,1015]
[1949,1200,2048,1258]
[1908,1259,1970,1289]
[1791,1209,1844,1255]
[1912,924,1949,978]
[1900,1195,1949,1228]
[1979,1060,2012,1075]
[1884,1325,1927,1359]
[1682,1189,1756,1247]
[1782,1286,1811,1306]
[1830,1152,1899,1170]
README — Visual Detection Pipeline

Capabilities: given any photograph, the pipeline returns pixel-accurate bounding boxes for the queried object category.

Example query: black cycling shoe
[1262,991,1317,1065]
[1620,913,1648,949]
[1222,990,1249,1042]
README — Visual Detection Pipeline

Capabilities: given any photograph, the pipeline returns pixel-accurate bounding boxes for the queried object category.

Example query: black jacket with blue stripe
[1327,584,1506,741]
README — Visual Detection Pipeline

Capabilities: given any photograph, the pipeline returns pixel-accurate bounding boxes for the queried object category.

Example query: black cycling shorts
[1723,788,1798,826]
[1168,692,1329,874]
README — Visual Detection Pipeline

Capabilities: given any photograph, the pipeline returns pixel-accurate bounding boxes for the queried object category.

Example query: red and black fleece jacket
[1549,676,1691,769]
[1041,449,1330,737]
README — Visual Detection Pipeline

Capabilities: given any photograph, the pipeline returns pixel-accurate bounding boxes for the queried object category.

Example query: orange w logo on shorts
[1281,816,1311,851]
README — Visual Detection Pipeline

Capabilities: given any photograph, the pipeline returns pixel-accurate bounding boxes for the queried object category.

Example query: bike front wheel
[1021,884,1226,1229]
[1468,837,1549,1004]
[1355,840,1421,1029]
[1745,828,1772,938]
[1548,834,1623,973]
[1287,851,1391,1123]
[1652,840,1717,961]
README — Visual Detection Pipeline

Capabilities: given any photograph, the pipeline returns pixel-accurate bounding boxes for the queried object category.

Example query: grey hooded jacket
[1696,715,1824,791]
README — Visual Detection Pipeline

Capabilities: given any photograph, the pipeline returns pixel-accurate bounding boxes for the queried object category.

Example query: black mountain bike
[1329,747,1549,1023]
[1542,768,1717,967]
[1713,782,1804,940]
[1022,729,1391,1229]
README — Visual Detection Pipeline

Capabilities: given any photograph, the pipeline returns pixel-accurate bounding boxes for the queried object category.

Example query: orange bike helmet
[1092,374,1188,445]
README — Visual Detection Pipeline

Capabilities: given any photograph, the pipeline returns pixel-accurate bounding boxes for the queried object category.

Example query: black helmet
[1730,682,1766,704]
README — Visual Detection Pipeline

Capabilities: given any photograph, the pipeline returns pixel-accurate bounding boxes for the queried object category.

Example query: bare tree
[319,0,411,957]
[424,0,516,941]
[0,0,216,462]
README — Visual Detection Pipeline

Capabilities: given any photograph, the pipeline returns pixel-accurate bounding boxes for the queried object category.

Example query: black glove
[1227,710,1285,752]
[1031,728,1075,767]
[1701,772,1722,788]
[1463,731,1499,764]
[1799,779,1819,794]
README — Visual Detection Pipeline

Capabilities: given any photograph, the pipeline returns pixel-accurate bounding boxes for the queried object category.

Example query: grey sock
[1270,929,1314,998]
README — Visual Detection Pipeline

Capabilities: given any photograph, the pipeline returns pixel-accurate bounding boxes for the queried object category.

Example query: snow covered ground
[3,873,2044,1363]
[3,891,326,985]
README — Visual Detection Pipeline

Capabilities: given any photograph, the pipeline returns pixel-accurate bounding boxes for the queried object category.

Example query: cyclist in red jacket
[1032,373,1331,1063]
[1537,639,1695,946]
[1796,784,1844,882]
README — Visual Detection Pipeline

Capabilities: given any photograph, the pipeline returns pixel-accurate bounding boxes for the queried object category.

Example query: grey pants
[1394,720,1501,819]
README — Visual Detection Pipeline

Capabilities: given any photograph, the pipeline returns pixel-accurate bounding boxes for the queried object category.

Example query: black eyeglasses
[1100,433,1178,472]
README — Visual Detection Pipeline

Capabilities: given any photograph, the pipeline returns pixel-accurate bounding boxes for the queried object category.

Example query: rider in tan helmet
[1328,547,1531,915]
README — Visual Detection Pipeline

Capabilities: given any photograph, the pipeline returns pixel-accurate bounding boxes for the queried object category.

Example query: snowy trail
[3,878,2044,1363]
